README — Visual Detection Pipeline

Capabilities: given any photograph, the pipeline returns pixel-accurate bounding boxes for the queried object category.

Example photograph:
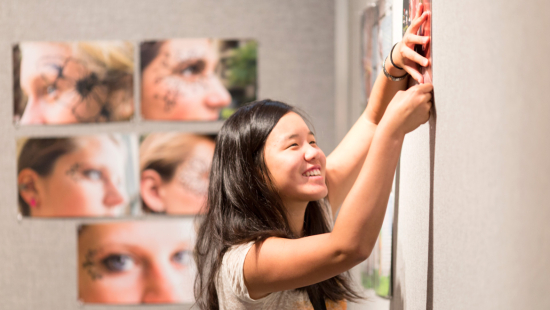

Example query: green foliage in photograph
[225,41,257,88]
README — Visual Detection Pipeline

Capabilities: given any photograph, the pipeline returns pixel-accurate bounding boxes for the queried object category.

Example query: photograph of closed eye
[78,220,196,304]
[13,41,134,125]
[140,132,215,215]
[140,38,257,121]
[17,134,139,218]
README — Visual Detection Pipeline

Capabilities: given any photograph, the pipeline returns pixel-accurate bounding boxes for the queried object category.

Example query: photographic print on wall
[13,41,134,125]
[77,220,196,304]
[403,0,432,84]
[17,134,139,218]
[139,132,215,215]
[140,38,257,122]
[359,0,395,298]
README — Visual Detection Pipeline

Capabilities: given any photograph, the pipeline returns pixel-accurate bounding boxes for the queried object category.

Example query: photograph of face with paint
[140,132,215,215]
[140,38,257,121]
[17,134,139,218]
[403,0,432,84]
[78,220,196,304]
[13,41,134,125]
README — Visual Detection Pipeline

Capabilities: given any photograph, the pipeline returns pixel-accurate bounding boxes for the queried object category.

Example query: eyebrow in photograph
[66,163,82,180]
[82,248,103,280]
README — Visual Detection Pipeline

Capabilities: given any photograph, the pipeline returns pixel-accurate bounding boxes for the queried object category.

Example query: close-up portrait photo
[140,38,257,121]
[77,220,196,304]
[139,132,215,215]
[13,40,135,125]
[17,134,139,218]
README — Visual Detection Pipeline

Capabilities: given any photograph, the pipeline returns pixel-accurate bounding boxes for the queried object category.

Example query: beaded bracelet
[382,56,408,81]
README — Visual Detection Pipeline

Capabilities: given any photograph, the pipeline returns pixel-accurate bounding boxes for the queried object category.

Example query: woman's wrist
[389,43,404,71]
[377,117,406,141]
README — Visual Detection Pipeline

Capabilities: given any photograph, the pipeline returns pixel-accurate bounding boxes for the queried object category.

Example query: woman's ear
[17,168,41,210]
[140,169,166,213]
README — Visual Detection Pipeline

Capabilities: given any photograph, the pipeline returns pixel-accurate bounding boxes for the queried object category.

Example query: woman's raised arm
[326,3,431,216]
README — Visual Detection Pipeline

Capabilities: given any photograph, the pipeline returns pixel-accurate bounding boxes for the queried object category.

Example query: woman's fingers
[407,10,429,36]
[402,46,429,67]
[403,63,423,84]
[415,3,423,19]
[404,33,430,46]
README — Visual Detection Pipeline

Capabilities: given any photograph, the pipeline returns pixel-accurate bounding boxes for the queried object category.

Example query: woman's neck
[283,199,309,237]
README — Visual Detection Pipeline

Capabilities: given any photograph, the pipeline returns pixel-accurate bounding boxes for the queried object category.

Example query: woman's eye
[178,61,206,77]
[101,254,135,272]
[45,84,58,97]
[172,250,192,266]
[309,141,317,146]
[82,169,103,181]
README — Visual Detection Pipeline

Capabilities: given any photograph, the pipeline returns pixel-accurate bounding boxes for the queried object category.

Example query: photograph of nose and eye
[77,220,196,304]
[12,41,134,125]
[139,132,215,215]
[140,38,257,121]
[17,134,139,218]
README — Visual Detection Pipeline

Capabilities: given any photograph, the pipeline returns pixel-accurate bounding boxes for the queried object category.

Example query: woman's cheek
[68,181,109,216]
[43,93,81,124]
[81,270,144,304]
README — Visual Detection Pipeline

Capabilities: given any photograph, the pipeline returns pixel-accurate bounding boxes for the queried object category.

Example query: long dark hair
[194,99,361,309]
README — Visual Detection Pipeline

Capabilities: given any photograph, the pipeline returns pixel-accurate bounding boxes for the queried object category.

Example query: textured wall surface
[348,0,550,309]
[432,0,550,309]
[0,1,336,309]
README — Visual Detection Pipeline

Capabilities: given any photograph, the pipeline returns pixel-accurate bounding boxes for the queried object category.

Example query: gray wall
[432,0,550,308]
[0,1,336,309]
[345,0,550,309]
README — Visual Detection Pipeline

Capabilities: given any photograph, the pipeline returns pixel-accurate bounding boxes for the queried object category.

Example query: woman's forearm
[330,122,403,262]
[326,58,408,211]
[366,58,409,124]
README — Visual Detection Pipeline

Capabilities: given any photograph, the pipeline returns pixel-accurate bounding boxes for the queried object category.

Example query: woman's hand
[381,83,433,137]
[392,3,431,84]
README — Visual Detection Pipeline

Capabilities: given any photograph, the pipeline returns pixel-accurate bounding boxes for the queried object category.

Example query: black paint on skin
[37,57,110,122]
[150,49,213,113]
[82,249,103,280]
[66,163,81,180]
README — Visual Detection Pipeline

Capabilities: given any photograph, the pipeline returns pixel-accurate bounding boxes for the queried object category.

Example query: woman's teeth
[303,169,321,177]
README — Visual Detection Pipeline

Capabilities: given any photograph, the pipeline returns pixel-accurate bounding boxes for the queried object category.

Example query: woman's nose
[204,76,231,108]
[20,96,45,124]
[304,144,320,161]
[102,179,127,208]
[141,261,185,303]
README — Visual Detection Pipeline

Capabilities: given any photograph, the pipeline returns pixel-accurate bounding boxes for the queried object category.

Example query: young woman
[195,4,432,309]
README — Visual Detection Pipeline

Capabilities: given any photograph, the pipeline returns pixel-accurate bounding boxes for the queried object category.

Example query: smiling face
[263,112,328,206]
[23,136,128,217]
[18,42,110,124]
[141,39,232,121]
[78,221,195,304]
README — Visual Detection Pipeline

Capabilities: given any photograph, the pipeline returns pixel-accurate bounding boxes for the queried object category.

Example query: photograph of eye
[17,134,139,218]
[140,38,257,121]
[77,220,196,304]
[12,40,134,125]
[139,132,215,215]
